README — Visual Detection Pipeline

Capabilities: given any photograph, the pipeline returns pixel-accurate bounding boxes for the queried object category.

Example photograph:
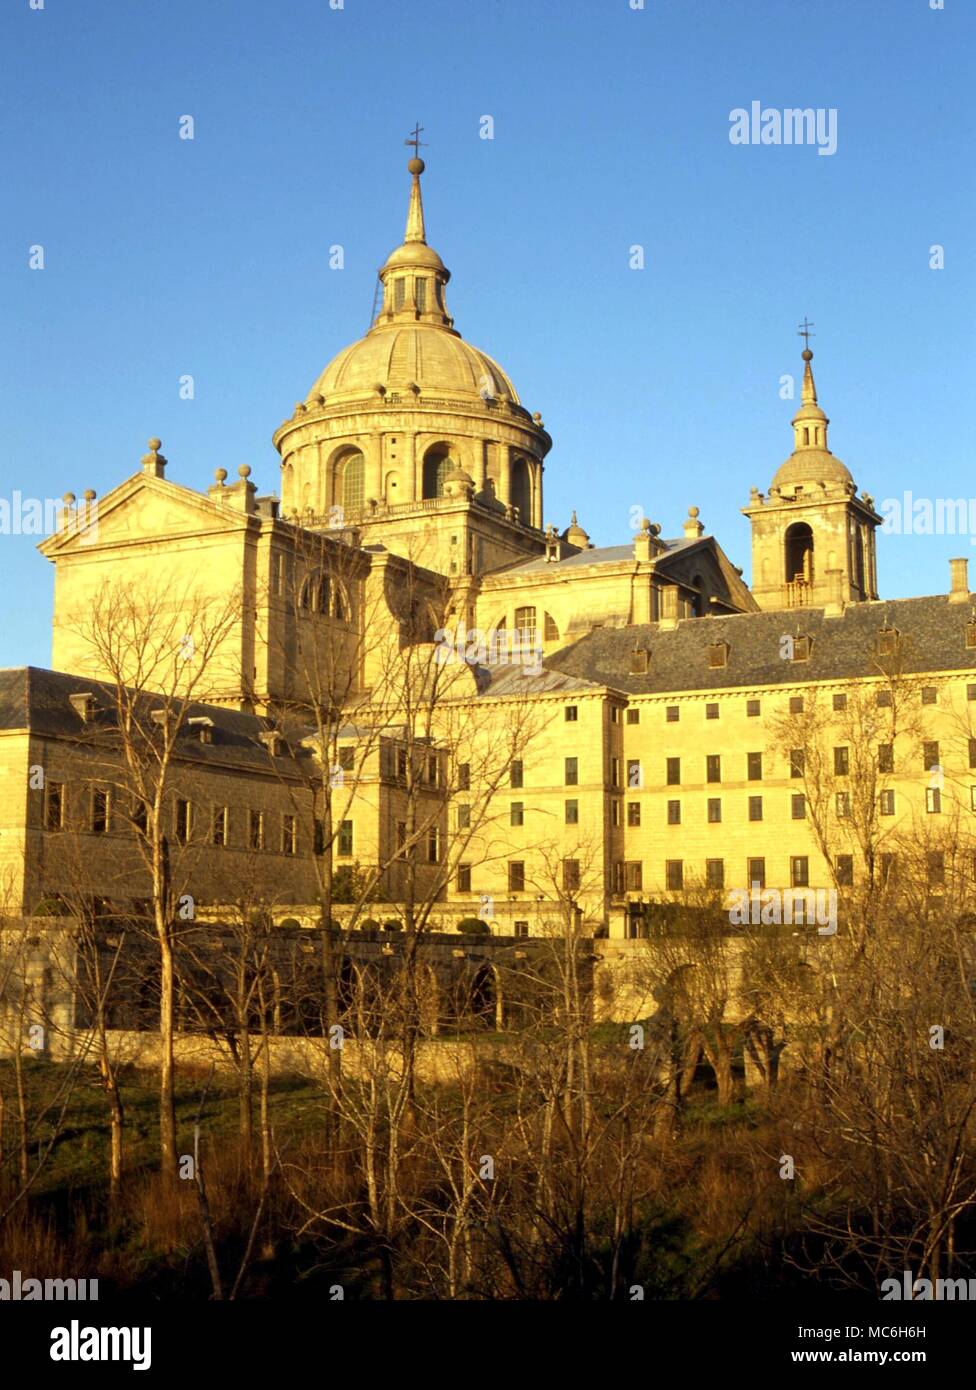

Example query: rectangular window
[414,276,427,312]
[508,861,525,893]
[667,799,681,825]
[665,705,679,723]
[836,791,850,818]
[665,860,683,891]
[611,756,621,788]
[625,860,643,892]
[878,743,894,773]
[971,786,976,813]
[611,706,621,724]
[791,793,806,820]
[91,788,108,835]
[610,799,621,827]
[834,746,849,776]
[425,752,438,787]
[510,759,523,789]
[790,748,804,778]
[926,787,941,814]
[747,752,762,780]
[705,703,719,720]
[457,804,471,830]
[833,692,847,711]
[876,688,893,707]
[515,606,537,645]
[132,797,148,837]
[396,748,408,780]
[789,696,805,714]
[565,799,579,825]
[626,708,640,725]
[791,856,810,888]
[281,814,297,855]
[338,746,355,772]
[458,762,471,791]
[627,801,641,827]
[457,864,472,893]
[748,857,765,890]
[748,795,763,822]
[666,757,681,786]
[175,798,191,845]
[338,819,353,856]
[427,827,440,863]
[563,859,581,892]
[612,861,624,895]
[707,797,722,824]
[627,759,642,788]
[212,806,228,847]
[928,852,945,887]
[969,739,976,770]
[706,858,725,889]
[510,801,524,827]
[968,684,976,702]
[923,741,940,771]
[565,757,579,786]
[836,854,854,886]
[394,277,406,311]
[564,705,578,722]
[879,789,895,816]
[513,921,529,939]
[921,686,937,705]
[706,754,721,784]
[314,818,325,855]
[746,699,761,717]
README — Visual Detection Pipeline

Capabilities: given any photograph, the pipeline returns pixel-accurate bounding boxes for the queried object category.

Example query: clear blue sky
[2,0,973,668]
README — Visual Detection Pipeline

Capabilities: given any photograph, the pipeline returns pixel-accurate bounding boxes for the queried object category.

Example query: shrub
[382,919,402,932]
[360,918,381,932]
[457,917,489,934]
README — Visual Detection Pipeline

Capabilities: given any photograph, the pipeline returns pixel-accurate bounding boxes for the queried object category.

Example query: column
[401,433,417,503]
[497,442,511,506]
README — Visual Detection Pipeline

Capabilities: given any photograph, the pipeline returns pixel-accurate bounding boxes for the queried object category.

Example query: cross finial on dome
[403,125,428,242]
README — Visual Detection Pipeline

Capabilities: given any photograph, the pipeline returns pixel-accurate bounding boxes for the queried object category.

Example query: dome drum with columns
[273,156,551,570]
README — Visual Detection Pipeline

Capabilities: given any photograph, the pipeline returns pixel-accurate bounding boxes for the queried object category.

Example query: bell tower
[743,336,881,611]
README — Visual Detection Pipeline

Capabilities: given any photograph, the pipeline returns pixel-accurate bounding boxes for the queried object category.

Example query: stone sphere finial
[407,156,425,176]
[801,348,813,362]
[83,489,96,501]
[238,464,251,479]
[688,505,700,519]
[648,522,661,537]
[147,437,162,451]
[63,492,76,505]
[214,468,228,484]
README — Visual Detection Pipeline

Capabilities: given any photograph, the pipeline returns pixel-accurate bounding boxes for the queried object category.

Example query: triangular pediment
[38,473,252,557]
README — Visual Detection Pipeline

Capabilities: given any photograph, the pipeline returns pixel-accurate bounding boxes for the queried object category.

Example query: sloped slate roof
[498,538,695,575]
[0,667,299,773]
[544,594,976,695]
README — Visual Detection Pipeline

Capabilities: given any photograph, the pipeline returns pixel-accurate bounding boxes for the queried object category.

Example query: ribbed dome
[772,448,852,490]
[308,325,519,403]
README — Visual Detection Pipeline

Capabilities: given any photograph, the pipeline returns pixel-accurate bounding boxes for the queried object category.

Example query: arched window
[333,586,347,622]
[854,528,866,593]
[785,522,814,585]
[544,612,559,642]
[341,452,365,513]
[317,575,331,614]
[299,577,314,611]
[511,458,531,523]
[423,448,454,499]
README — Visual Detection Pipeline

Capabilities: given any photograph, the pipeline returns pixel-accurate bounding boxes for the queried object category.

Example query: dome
[308,325,519,404]
[771,448,852,490]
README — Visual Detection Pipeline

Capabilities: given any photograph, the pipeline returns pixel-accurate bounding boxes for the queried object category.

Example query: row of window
[505,740,964,791]
[43,785,355,857]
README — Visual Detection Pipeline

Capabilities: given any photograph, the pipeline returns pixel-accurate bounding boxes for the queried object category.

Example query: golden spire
[404,122,427,243]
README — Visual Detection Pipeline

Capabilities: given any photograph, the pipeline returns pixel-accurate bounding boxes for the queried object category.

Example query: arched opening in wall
[467,963,498,1031]
[544,612,559,643]
[299,576,314,611]
[384,469,400,504]
[317,575,331,614]
[785,522,815,585]
[282,461,294,505]
[854,528,866,593]
[422,447,454,499]
[340,451,365,513]
[333,583,349,622]
[511,457,531,524]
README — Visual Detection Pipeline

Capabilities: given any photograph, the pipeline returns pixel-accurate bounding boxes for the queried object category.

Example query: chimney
[141,438,167,478]
[949,557,970,604]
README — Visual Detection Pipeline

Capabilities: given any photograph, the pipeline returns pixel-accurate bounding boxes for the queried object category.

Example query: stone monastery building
[4,154,976,939]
